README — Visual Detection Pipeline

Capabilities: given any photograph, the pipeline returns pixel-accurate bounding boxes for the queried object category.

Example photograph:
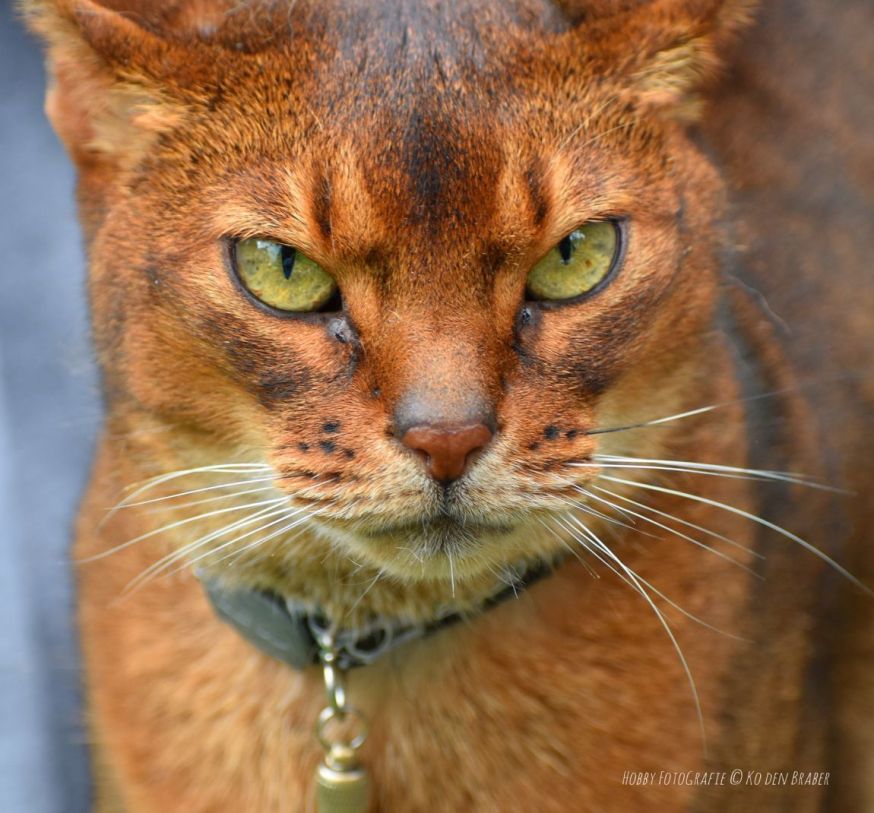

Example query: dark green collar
[201,560,556,671]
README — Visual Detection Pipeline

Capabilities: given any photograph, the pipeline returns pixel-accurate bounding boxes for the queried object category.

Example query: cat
[24,0,873,810]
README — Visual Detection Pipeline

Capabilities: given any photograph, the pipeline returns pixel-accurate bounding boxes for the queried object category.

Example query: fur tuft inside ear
[21,0,190,168]
[617,0,757,119]
[632,36,721,118]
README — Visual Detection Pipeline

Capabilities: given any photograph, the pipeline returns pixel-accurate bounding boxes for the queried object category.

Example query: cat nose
[400,423,493,483]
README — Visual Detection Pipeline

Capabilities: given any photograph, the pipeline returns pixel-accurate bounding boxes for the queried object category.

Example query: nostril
[400,423,493,483]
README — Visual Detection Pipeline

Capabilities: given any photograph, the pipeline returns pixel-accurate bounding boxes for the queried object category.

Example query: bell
[315,744,371,813]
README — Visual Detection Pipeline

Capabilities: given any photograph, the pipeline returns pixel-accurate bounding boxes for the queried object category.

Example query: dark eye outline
[526,218,628,309]
[225,237,343,321]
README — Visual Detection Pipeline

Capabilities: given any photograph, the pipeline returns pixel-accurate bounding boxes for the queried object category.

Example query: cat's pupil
[281,246,296,280]
[558,236,574,265]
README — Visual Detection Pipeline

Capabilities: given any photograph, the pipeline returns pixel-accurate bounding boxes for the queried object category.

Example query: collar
[200,560,556,671]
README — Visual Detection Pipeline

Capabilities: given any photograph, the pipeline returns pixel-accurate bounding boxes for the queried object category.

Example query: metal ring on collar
[316,705,369,752]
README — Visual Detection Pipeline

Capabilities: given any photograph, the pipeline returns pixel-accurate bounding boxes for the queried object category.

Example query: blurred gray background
[0,3,98,811]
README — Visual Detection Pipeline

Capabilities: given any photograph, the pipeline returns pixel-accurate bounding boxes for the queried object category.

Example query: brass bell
[315,743,371,813]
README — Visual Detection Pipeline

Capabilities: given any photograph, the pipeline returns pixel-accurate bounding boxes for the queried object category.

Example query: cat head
[27,0,751,607]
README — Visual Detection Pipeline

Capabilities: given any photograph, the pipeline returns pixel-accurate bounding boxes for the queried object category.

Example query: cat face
[32,0,744,586]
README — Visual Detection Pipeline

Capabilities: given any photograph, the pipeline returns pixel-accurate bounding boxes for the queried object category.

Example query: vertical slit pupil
[558,235,574,265]
[281,246,296,280]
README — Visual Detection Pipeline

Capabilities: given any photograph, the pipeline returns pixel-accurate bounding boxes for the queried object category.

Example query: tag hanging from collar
[198,558,560,812]
[312,619,372,813]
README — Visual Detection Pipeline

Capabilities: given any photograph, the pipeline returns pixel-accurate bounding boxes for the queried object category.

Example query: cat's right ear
[21,0,197,171]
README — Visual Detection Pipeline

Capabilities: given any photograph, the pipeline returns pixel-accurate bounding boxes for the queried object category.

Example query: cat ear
[22,0,195,169]
[598,0,755,118]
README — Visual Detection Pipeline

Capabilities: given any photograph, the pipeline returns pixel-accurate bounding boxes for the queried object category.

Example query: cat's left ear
[594,0,756,119]
[21,0,208,170]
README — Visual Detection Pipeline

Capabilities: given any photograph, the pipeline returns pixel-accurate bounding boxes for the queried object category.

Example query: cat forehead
[175,2,625,239]
[117,0,605,104]
[212,59,612,251]
[112,0,574,45]
[55,0,675,243]
[206,0,589,109]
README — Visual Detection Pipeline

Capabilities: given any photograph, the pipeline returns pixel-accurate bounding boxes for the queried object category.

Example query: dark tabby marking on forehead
[388,110,504,235]
[311,170,333,241]
[525,162,550,228]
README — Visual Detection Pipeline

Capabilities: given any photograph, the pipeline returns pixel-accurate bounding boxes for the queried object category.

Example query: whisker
[578,462,800,486]
[537,518,599,579]
[602,476,872,596]
[552,514,745,641]
[557,494,642,532]
[554,494,661,541]
[558,119,629,155]
[590,485,762,558]
[499,565,520,597]
[81,497,287,563]
[589,455,846,493]
[220,524,314,571]
[175,508,313,577]
[121,505,296,594]
[596,455,810,481]
[344,569,385,620]
[575,487,758,575]
[111,476,280,511]
[555,514,707,751]
[585,387,805,437]
[140,486,278,515]
[120,464,271,498]
[100,464,272,528]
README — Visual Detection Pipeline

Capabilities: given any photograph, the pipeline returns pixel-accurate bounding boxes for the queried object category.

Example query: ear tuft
[632,37,720,118]
[21,0,190,167]
[620,0,757,119]
[22,0,171,75]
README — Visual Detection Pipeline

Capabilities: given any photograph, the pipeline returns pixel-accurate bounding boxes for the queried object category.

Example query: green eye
[526,220,621,302]
[234,238,338,313]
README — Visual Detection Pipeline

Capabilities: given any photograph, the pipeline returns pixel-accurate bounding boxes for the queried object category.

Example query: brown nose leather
[401,423,493,483]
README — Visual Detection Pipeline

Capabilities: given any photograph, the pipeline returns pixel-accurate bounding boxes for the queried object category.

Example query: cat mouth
[359,515,516,541]
[326,512,518,555]
[311,506,563,584]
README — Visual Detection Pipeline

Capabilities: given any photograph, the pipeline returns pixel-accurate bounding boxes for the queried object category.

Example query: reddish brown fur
[22,0,872,810]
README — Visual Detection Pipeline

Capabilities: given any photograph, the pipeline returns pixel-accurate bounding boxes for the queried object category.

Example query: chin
[315,512,556,582]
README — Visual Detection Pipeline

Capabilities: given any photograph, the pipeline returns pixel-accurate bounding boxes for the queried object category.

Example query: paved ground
[0,6,99,811]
